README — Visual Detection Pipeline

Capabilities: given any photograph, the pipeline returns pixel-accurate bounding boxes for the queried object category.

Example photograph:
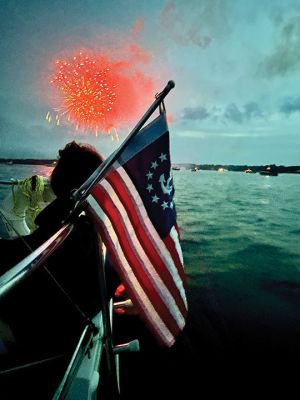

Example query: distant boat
[244,168,254,173]
[217,167,227,172]
[259,166,278,176]
[191,167,200,172]
[172,166,181,171]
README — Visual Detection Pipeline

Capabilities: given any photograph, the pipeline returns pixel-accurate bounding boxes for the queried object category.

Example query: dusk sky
[1,0,300,165]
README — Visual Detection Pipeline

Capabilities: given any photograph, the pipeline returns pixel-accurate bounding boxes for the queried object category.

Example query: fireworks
[48,48,156,137]
[49,52,119,133]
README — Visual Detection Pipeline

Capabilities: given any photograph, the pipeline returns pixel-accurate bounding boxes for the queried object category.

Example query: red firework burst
[49,50,155,135]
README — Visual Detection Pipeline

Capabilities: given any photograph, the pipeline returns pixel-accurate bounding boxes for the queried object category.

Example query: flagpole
[71,80,175,203]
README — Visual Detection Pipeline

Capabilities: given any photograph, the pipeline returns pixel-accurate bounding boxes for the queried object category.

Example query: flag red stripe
[105,169,187,316]
[85,204,174,346]
[91,184,182,338]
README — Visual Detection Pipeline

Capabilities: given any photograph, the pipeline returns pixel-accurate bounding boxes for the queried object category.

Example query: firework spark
[50,52,118,133]
[49,49,155,136]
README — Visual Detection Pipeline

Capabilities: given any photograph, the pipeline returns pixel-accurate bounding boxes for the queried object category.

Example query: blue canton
[123,127,176,238]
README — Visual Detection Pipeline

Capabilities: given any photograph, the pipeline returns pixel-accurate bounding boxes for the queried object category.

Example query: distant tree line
[197,164,300,173]
[0,159,55,166]
[1,159,300,173]
[172,163,300,173]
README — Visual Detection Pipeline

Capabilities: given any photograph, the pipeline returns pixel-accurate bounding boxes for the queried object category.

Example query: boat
[0,173,144,399]
[171,166,181,171]
[0,206,139,399]
[191,166,200,172]
[259,166,278,176]
[217,167,227,172]
[0,179,138,397]
[244,168,254,173]
[0,81,189,399]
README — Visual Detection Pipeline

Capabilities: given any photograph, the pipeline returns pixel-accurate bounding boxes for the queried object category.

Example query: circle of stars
[145,152,174,211]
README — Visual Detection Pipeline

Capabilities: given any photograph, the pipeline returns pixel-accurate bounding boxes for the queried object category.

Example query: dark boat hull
[259,171,278,176]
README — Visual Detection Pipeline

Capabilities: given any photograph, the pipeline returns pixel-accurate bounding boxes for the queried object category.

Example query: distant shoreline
[0,159,56,166]
[195,164,300,174]
[172,163,300,174]
[0,159,299,174]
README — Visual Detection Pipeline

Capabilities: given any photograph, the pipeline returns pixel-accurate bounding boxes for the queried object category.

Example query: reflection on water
[0,164,53,181]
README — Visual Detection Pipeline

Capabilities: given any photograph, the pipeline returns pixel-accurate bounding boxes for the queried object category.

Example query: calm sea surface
[1,165,300,359]
[174,169,300,332]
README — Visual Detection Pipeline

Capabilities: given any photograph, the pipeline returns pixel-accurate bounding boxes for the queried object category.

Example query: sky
[1,0,300,165]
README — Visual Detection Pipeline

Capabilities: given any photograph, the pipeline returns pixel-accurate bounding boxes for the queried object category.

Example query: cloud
[244,102,263,119]
[259,15,300,77]
[280,96,300,115]
[180,101,264,124]
[181,106,209,120]
[223,102,264,123]
[158,0,230,48]
[224,103,244,123]
[131,18,145,37]
[126,43,152,64]
[0,105,77,158]
[159,2,211,48]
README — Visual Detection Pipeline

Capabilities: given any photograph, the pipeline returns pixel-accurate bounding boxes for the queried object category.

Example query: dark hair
[50,141,104,199]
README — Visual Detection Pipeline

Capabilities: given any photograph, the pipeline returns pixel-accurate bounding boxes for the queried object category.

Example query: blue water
[173,169,300,339]
[1,165,300,352]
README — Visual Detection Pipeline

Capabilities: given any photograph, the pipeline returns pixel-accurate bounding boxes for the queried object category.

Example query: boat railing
[0,178,50,186]
[0,219,139,399]
[0,223,74,299]
[52,317,104,400]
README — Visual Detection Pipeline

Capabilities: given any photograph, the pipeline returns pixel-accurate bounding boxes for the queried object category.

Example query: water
[0,164,52,203]
[173,170,300,344]
[1,165,300,393]
[1,166,300,321]
[2,165,299,319]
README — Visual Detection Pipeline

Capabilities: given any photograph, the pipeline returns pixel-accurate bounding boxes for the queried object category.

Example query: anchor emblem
[159,173,173,195]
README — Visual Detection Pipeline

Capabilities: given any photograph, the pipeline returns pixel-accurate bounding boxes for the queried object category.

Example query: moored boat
[259,166,278,176]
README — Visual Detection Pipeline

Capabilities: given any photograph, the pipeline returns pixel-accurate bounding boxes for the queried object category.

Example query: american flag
[86,112,188,347]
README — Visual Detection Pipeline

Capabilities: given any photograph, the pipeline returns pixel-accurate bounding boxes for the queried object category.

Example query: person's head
[50,141,104,199]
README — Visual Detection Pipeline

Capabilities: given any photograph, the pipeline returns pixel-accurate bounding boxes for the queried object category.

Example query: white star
[159,153,167,162]
[146,184,153,192]
[151,160,159,169]
[152,194,159,203]
[146,171,153,180]
[161,201,169,210]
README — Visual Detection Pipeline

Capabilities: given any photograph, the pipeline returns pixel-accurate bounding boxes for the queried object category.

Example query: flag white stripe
[115,165,188,308]
[99,179,185,328]
[87,195,175,345]
[170,226,184,266]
